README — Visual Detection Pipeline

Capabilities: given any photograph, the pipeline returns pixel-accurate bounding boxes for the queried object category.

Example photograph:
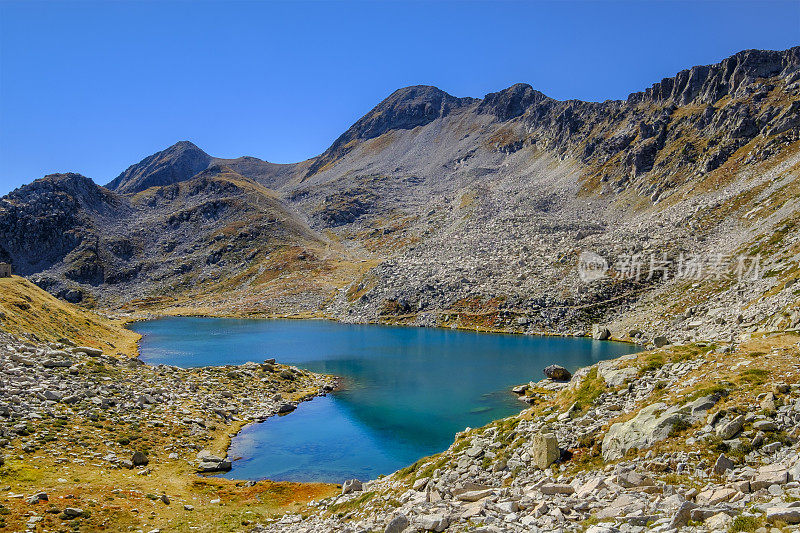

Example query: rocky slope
[256,332,800,532]
[2,47,799,346]
[0,282,338,532]
[2,45,800,533]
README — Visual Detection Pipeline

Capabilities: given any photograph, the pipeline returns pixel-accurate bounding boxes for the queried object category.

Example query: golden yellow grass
[0,276,139,356]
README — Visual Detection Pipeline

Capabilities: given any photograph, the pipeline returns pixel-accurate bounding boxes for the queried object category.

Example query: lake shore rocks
[543,364,572,381]
[0,328,337,530]
[254,334,800,533]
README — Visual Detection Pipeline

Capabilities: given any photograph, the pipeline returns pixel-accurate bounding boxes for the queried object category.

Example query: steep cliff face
[0,174,125,277]
[2,47,800,335]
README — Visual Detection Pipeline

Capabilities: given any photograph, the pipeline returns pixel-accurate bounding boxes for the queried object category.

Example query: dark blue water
[133,318,639,482]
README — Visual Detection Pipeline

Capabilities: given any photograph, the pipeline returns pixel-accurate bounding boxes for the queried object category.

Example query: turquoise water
[133,318,639,483]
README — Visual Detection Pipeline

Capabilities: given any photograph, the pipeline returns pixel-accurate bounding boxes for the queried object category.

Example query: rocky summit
[2,45,800,532]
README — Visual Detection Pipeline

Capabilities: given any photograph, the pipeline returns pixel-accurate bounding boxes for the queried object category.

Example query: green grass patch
[686,383,731,402]
[738,368,770,385]
[328,491,375,516]
[729,515,761,532]
[563,367,606,413]
[640,354,665,373]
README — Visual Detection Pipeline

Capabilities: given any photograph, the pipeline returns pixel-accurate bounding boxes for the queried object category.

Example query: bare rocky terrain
[1,48,799,347]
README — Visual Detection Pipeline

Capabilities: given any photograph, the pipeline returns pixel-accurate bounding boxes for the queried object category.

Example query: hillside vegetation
[0,275,138,356]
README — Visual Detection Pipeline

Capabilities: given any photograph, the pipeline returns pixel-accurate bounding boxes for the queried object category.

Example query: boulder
[539,483,575,495]
[766,506,800,524]
[416,514,449,532]
[751,464,789,490]
[715,415,744,440]
[543,364,572,381]
[342,479,363,495]
[73,346,102,356]
[531,432,560,469]
[197,450,224,463]
[602,402,693,461]
[385,514,410,533]
[277,403,296,414]
[653,336,670,348]
[668,501,698,529]
[43,390,63,402]
[687,393,721,416]
[704,512,732,531]
[593,325,611,340]
[456,489,493,502]
[27,492,48,505]
[598,365,638,387]
[131,451,149,466]
[197,460,231,472]
[713,453,734,475]
[753,419,777,431]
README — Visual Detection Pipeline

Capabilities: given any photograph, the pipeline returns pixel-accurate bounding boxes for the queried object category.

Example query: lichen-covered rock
[602,403,692,461]
[531,432,560,469]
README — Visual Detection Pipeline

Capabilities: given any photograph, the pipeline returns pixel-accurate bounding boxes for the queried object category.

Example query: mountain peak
[304,85,477,176]
[105,141,212,194]
[478,83,550,120]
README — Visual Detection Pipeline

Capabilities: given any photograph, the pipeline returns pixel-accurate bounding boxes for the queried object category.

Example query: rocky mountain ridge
[1,47,799,346]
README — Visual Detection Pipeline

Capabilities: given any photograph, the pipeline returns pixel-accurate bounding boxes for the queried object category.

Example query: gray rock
[539,483,575,495]
[531,432,559,469]
[43,390,63,401]
[653,336,670,348]
[668,501,698,529]
[766,506,800,524]
[602,402,692,461]
[73,346,102,356]
[716,415,744,440]
[63,507,84,518]
[593,325,611,340]
[27,492,47,504]
[197,460,231,472]
[385,514,409,533]
[752,419,777,431]
[342,478,363,494]
[713,453,734,475]
[543,364,571,381]
[417,513,449,532]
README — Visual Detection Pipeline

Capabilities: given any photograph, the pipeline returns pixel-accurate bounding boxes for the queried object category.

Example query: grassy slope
[0,274,339,532]
[0,276,140,356]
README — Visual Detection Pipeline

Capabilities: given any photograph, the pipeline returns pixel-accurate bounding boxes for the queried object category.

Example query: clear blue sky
[0,1,798,195]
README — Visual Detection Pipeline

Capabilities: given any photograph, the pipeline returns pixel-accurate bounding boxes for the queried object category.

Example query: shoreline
[128,314,638,486]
